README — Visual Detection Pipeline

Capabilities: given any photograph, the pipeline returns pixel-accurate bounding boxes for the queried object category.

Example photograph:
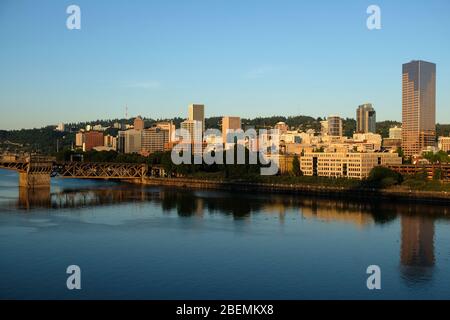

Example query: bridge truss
[54,162,148,180]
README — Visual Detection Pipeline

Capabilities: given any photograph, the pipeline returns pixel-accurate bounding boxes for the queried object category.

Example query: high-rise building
[188,104,205,133]
[141,127,169,155]
[117,131,126,153]
[327,115,343,137]
[118,129,142,154]
[402,60,436,157]
[134,116,145,131]
[356,104,376,133]
[222,116,241,143]
[400,215,435,283]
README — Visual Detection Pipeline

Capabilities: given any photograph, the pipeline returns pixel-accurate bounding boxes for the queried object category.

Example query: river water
[1,169,450,299]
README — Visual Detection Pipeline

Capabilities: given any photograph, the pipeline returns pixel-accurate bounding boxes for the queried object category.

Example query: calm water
[1,169,450,300]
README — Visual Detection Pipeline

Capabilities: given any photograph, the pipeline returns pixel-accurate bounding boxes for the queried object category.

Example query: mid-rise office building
[181,120,203,144]
[118,129,142,154]
[155,121,176,142]
[141,127,169,155]
[104,135,117,150]
[356,104,376,133]
[438,137,450,153]
[83,131,104,151]
[300,152,402,180]
[327,115,343,137]
[383,138,402,152]
[352,133,382,151]
[382,126,402,151]
[402,60,436,156]
[320,120,329,136]
[389,126,402,139]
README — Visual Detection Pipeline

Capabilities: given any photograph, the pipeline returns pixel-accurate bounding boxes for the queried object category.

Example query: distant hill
[376,120,402,138]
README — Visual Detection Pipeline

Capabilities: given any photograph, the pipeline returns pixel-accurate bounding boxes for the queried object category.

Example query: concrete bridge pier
[19,172,51,189]
[18,186,51,209]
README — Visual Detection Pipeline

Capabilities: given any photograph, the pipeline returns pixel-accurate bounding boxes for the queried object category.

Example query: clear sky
[0,0,449,130]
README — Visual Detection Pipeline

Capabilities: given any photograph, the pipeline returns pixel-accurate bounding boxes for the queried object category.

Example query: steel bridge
[0,155,55,189]
[0,154,165,189]
[54,162,148,180]
[0,155,53,173]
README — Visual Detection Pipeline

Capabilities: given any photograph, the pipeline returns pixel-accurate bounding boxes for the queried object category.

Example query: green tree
[343,118,356,137]
[433,168,442,181]
[292,155,302,176]
[423,151,449,164]
[367,166,403,188]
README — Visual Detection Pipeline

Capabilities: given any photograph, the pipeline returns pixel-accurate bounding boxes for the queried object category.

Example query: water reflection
[3,183,449,289]
[18,187,51,209]
[400,215,435,286]
[9,185,450,220]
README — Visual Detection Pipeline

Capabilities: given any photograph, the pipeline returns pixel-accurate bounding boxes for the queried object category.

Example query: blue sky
[0,0,449,129]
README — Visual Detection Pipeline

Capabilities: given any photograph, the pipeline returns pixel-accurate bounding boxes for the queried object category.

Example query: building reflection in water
[18,187,51,210]
[9,185,442,286]
[300,200,375,228]
[400,215,435,286]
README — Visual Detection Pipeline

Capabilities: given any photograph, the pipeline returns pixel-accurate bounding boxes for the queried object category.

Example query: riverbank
[129,177,450,204]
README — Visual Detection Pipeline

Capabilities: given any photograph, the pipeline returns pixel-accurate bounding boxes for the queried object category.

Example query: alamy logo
[66,5,81,30]
[366,265,381,290]
[171,125,280,176]
[366,5,381,30]
[66,265,81,290]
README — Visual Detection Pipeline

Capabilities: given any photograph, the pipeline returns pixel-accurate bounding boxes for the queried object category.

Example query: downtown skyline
[1,0,450,130]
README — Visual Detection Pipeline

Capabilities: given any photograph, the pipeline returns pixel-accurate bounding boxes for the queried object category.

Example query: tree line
[2,116,450,155]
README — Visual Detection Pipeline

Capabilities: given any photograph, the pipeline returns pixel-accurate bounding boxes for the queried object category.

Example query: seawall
[126,177,450,204]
